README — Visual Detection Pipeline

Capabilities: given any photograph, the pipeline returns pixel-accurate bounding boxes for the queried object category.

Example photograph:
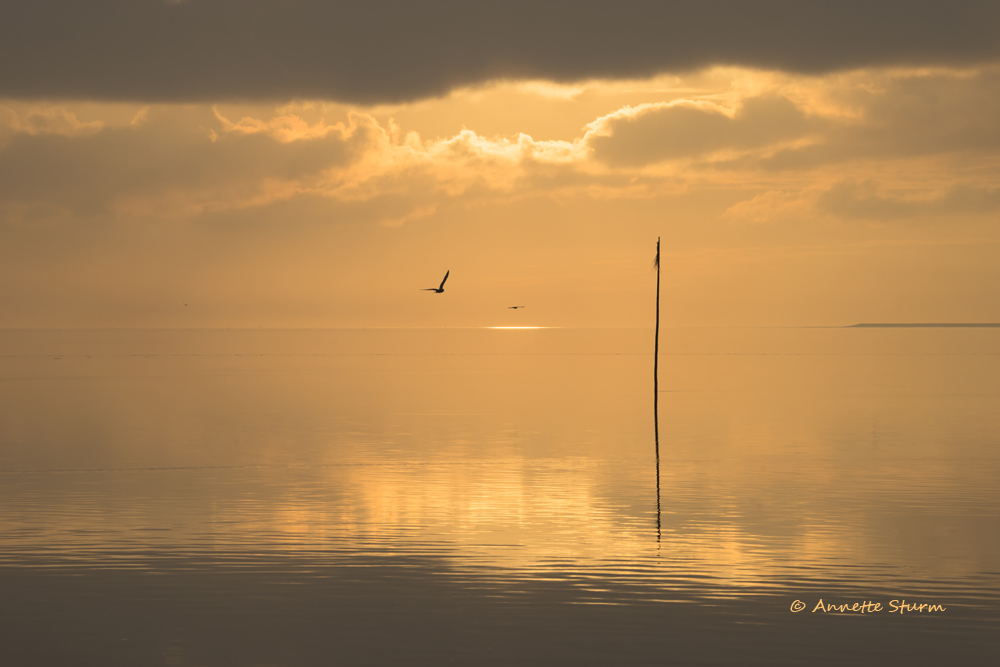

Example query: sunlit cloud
[0,104,103,144]
[213,106,353,143]
[7,65,1000,224]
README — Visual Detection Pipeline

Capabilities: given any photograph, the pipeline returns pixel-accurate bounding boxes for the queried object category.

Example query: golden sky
[2,2,1000,328]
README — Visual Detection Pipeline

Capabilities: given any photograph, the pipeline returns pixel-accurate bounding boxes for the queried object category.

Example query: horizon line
[1,323,997,331]
[846,323,1000,328]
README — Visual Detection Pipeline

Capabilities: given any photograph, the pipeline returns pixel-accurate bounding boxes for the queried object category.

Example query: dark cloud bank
[3,1,999,104]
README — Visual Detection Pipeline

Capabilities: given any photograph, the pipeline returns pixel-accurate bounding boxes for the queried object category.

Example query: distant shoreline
[847,323,1000,328]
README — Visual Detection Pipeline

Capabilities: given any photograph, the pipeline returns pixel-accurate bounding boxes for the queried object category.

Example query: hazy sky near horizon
[2,1,999,328]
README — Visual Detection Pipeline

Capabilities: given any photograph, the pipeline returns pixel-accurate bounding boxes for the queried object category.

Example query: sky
[2,0,1000,328]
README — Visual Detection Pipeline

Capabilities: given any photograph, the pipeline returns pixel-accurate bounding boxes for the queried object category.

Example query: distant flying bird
[508,306,525,309]
[421,270,449,293]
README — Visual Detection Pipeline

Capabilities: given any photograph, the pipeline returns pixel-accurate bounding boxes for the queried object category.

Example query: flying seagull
[508,306,525,309]
[422,270,450,293]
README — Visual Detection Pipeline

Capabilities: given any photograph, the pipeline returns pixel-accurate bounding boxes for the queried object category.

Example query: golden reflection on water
[1,328,999,594]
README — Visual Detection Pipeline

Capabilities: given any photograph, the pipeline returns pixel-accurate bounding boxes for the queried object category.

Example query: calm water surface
[1,328,998,666]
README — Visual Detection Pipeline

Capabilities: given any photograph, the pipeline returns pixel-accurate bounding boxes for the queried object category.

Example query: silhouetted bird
[508,306,525,309]
[422,270,449,293]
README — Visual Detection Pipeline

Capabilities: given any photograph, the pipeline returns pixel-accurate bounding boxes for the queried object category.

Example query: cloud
[0,104,103,138]
[819,179,1000,220]
[0,105,361,219]
[573,67,1000,175]
[589,94,818,166]
[761,68,1000,169]
[722,189,817,224]
[2,1,1000,104]
[6,66,1000,236]
[0,101,596,229]
[724,179,1000,225]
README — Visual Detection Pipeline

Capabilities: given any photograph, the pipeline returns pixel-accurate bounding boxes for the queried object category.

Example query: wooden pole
[654,237,660,436]
[654,237,661,540]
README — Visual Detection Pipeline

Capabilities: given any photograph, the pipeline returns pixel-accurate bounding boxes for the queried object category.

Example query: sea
[1,327,998,666]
